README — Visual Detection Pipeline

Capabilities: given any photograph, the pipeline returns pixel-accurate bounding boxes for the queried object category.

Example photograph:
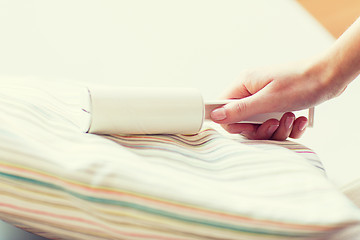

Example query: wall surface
[298,0,360,38]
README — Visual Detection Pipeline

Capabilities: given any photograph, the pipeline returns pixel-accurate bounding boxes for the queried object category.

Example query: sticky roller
[81,87,313,135]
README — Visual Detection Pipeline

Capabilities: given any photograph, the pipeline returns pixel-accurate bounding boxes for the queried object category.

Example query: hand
[211,17,360,140]
[210,61,344,140]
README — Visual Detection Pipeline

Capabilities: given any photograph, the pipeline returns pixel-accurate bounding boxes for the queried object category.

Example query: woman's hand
[210,17,360,140]
[210,61,345,140]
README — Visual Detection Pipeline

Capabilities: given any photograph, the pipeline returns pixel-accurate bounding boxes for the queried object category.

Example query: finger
[211,94,268,124]
[252,119,280,140]
[289,117,308,139]
[271,112,295,141]
[224,119,280,140]
[222,123,259,139]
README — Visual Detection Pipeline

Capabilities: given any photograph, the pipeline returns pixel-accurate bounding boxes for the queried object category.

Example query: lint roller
[81,87,313,135]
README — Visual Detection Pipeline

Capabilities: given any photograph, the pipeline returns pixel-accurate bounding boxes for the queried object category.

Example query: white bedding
[0,80,359,239]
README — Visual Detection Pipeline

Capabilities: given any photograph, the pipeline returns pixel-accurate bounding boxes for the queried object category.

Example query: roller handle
[204,100,314,127]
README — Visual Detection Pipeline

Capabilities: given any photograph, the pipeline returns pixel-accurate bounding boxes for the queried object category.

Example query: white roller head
[85,87,204,134]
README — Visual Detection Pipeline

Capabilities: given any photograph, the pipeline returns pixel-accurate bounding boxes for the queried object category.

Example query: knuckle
[234,101,247,115]
[223,100,248,123]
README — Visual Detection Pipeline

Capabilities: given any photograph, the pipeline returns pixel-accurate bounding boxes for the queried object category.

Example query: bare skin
[211,17,360,140]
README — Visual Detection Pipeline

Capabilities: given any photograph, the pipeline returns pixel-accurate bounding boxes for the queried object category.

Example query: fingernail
[211,107,227,121]
[285,116,295,129]
[267,124,279,135]
[298,120,308,131]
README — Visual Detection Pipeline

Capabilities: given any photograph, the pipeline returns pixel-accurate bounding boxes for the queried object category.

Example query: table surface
[1,0,350,239]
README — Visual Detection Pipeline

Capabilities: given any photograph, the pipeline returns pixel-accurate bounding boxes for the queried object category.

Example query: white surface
[0,0,344,239]
[0,0,333,98]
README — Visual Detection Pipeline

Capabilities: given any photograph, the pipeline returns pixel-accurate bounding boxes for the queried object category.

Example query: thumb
[210,94,269,124]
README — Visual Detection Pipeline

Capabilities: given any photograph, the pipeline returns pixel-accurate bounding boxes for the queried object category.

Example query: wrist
[305,54,348,100]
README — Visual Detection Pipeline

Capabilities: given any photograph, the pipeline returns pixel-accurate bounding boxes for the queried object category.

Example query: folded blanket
[0,79,359,240]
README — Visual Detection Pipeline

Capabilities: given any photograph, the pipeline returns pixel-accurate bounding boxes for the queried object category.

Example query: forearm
[315,17,360,93]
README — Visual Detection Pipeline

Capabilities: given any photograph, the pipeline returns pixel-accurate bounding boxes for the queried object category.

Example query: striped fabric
[0,79,360,240]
